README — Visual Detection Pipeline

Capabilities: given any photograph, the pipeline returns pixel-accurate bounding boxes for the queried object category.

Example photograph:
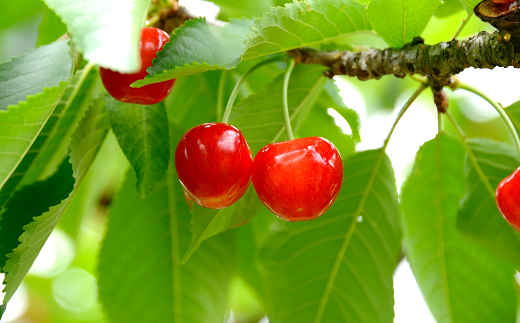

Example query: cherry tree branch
[289,31,519,81]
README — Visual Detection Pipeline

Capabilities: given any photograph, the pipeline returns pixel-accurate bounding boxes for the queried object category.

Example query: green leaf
[0,95,110,306]
[0,158,74,272]
[133,18,255,87]
[230,64,328,154]
[242,0,371,60]
[258,148,402,323]
[0,67,99,211]
[0,41,72,110]
[98,170,236,323]
[182,186,263,264]
[0,0,46,33]
[36,8,68,46]
[210,0,275,19]
[401,133,517,323]
[367,0,441,48]
[42,0,150,73]
[106,97,170,197]
[459,0,481,13]
[458,138,520,269]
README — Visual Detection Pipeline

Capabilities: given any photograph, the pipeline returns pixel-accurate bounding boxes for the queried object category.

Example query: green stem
[456,81,520,160]
[216,70,226,122]
[383,83,429,150]
[453,12,473,40]
[221,54,285,123]
[445,111,495,196]
[282,58,296,141]
[438,110,444,133]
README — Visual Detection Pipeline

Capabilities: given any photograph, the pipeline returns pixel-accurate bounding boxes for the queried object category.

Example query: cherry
[99,27,175,105]
[496,167,520,232]
[251,137,343,221]
[491,0,515,3]
[175,123,253,209]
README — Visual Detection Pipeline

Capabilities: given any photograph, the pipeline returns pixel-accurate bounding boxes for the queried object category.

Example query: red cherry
[99,27,176,105]
[496,167,520,232]
[175,123,253,209]
[491,0,515,3]
[251,137,343,221]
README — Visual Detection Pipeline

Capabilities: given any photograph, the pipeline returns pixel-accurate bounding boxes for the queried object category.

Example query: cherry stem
[455,81,520,160]
[216,70,227,122]
[453,12,473,40]
[221,54,285,124]
[445,111,496,196]
[438,110,444,133]
[282,58,296,141]
[383,83,429,150]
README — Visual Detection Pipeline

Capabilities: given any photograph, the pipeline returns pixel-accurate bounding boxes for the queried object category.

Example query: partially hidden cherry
[496,167,520,232]
[252,137,343,221]
[100,27,176,105]
[175,123,253,209]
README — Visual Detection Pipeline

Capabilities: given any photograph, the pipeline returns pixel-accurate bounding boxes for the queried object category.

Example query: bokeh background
[1,0,519,322]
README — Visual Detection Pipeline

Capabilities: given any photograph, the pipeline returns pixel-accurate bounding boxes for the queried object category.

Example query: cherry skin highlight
[496,167,520,232]
[175,123,253,209]
[252,137,343,221]
[99,27,176,105]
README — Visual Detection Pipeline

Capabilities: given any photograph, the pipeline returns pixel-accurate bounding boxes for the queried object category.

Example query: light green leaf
[258,148,402,323]
[458,138,520,269]
[0,0,46,33]
[182,186,263,264]
[106,97,170,197]
[0,67,99,211]
[242,0,371,60]
[0,41,72,110]
[210,0,275,19]
[43,0,150,73]
[367,0,441,48]
[133,18,254,87]
[36,8,68,46]
[1,95,110,306]
[459,0,481,13]
[401,133,517,323]
[230,64,328,154]
[98,170,236,323]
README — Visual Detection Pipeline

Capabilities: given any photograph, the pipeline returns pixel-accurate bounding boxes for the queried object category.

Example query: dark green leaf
[98,170,236,322]
[0,95,110,306]
[0,40,72,110]
[258,148,402,323]
[182,185,263,264]
[243,0,371,60]
[43,0,149,72]
[401,133,517,322]
[0,158,73,272]
[36,8,68,46]
[458,138,520,269]
[367,0,441,48]
[0,0,46,33]
[106,97,170,197]
[230,64,328,154]
[133,18,255,87]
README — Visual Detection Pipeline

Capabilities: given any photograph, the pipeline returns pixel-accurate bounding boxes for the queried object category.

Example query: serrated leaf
[36,8,68,46]
[401,133,517,323]
[182,186,263,264]
[458,138,520,269]
[210,0,275,19]
[98,170,236,323]
[230,64,327,154]
[133,18,255,87]
[0,67,99,211]
[0,41,72,110]
[258,148,402,323]
[0,158,73,273]
[242,0,371,60]
[0,95,110,306]
[106,97,170,197]
[367,0,441,48]
[42,0,150,73]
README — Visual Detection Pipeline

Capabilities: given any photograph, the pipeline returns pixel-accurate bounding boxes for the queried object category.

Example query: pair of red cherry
[174,123,343,221]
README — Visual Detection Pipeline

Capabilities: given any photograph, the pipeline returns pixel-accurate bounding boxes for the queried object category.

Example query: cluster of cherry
[99,27,343,221]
